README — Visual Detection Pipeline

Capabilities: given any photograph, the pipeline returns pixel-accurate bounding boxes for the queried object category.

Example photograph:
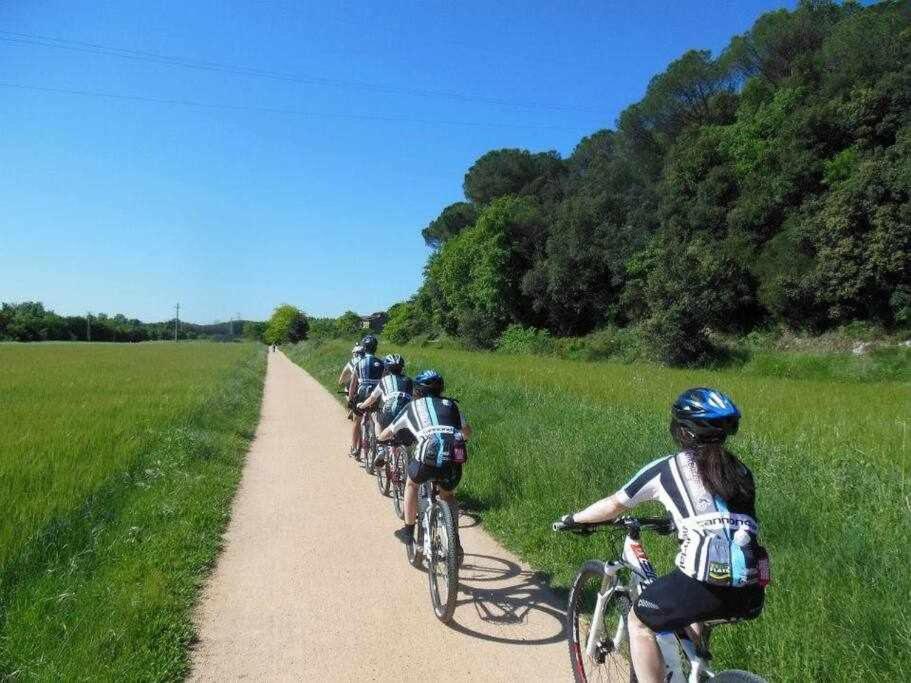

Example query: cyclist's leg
[627,608,664,683]
[436,463,463,560]
[394,458,426,544]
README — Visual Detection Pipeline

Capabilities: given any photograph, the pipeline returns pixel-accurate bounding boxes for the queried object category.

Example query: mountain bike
[553,516,765,683]
[406,477,459,623]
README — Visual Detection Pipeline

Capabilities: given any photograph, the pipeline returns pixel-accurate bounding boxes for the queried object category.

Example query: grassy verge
[286,339,909,682]
[0,342,266,680]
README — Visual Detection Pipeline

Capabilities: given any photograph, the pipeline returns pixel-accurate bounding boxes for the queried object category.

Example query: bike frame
[589,531,714,683]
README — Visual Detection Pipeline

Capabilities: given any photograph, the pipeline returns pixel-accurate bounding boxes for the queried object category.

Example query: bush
[496,325,555,355]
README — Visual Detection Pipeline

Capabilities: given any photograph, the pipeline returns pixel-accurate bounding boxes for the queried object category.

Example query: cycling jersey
[616,451,762,587]
[368,374,413,418]
[388,396,466,467]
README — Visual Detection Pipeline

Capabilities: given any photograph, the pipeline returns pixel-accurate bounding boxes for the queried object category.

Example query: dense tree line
[0,301,258,343]
[386,0,911,364]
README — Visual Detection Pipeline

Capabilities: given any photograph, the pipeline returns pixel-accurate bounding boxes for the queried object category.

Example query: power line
[0,30,599,114]
[0,81,580,131]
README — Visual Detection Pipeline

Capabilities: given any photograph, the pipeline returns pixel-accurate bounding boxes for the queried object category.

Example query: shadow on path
[447,553,567,646]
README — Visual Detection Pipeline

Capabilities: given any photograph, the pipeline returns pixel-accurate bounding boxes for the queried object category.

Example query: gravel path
[189,350,569,681]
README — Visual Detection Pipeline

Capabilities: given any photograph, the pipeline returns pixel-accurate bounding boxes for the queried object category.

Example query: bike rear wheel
[426,502,459,623]
[567,561,635,683]
[375,452,391,496]
[362,419,375,474]
[392,447,406,520]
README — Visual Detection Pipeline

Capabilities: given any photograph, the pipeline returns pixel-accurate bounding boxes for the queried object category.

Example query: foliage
[263,304,309,345]
[0,301,260,343]
[0,343,265,679]
[495,324,554,355]
[242,320,267,342]
[288,338,911,682]
[401,0,911,364]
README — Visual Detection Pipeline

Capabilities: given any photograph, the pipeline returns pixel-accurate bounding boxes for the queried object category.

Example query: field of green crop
[287,339,909,682]
[0,342,265,680]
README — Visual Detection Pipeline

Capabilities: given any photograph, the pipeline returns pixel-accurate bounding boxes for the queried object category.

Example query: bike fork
[585,568,622,660]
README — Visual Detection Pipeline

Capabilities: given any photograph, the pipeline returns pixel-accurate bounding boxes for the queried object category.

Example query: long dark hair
[672,421,755,510]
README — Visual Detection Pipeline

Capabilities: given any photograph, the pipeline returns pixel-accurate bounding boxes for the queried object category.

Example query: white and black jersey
[368,374,413,417]
[388,396,467,467]
[355,354,384,387]
[616,451,761,587]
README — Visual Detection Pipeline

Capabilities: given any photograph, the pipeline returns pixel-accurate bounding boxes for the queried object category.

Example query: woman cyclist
[557,388,767,683]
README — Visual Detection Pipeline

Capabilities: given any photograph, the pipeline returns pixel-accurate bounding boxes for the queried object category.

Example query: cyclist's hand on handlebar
[553,514,579,532]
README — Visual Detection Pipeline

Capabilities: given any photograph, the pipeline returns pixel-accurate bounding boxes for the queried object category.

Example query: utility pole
[86,312,91,342]
[174,303,180,342]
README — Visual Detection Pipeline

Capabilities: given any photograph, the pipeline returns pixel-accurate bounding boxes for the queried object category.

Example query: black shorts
[407,459,462,491]
[634,569,764,632]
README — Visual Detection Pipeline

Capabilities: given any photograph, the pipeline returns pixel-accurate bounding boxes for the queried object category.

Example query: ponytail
[693,442,754,510]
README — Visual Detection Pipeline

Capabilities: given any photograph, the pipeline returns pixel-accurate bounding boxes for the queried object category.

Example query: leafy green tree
[463,149,565,206]
[335,311,363,338]
[242,321,267,342]
[264,305,309,345]
[421,202,478,248]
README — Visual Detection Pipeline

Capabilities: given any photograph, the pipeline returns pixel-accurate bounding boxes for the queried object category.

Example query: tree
[421,202,478,248]
[242,321,267,342]
[264,305,309,345]
[462,149,565,206]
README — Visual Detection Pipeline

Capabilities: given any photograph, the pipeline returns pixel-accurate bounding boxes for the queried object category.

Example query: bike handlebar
[553,515,675,536]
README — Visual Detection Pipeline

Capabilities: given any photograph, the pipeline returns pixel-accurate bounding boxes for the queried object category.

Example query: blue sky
[0,0,795,323]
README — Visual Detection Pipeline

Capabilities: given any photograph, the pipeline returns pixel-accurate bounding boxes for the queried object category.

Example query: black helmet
[361,335,378,353]
[383,353,405,374]
[414,369,444,396]
[671,387,740,445]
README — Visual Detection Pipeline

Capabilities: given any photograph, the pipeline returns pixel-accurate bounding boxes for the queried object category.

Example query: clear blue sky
[0,0,795,324]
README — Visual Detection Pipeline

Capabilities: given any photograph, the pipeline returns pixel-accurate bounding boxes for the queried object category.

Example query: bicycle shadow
[446,553,567,646]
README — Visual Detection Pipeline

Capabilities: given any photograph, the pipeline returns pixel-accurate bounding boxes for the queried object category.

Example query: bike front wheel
[567,561,635,683]
[362,420,375,474]
[426,502,459,623]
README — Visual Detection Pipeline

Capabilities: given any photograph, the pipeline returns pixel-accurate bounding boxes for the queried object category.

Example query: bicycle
[553,516,765,683]
[359,411,376,474]
[405,475,460,623]
[374,439,391,496]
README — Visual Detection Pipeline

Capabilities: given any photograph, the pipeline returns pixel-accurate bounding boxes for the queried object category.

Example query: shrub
[496,325,555,355]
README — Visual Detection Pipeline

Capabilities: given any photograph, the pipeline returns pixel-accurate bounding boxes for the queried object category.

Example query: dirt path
[190,351,568,682]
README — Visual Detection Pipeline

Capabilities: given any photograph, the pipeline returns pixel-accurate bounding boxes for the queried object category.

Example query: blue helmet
[414,369,444,396]
[671,387,740,444]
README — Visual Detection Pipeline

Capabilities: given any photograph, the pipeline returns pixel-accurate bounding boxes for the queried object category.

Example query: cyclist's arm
[359,385,382,409]
[338,364,352,386]
[570,456,667,524]
[572,494,629,524]
[378,407,413,441]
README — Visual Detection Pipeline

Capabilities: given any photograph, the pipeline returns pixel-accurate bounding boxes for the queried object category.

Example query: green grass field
[287,339,909,682]
[0,342,265,680]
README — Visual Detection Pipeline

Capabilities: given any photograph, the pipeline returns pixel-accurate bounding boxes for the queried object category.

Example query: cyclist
[379,369,471,561]
[347,335,383,457]
[556,388,766,683]
[337,344,365,390]
[356,353,412,467]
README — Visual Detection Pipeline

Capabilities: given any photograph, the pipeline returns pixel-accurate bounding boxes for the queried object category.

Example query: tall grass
[0,342,265,680]
[287,339,909,682]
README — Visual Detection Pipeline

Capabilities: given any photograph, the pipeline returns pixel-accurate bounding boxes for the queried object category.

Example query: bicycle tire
[427,502,459,623]
[711,671,766,682]
[363,419,375,474]
[567,561,635,683]
[407,520,423,569]
[375,455,391,496]
[392,447,406,520]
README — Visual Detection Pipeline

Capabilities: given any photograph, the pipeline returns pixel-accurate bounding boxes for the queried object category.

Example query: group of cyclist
[336,335,768,683]
[339,334,470,557]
